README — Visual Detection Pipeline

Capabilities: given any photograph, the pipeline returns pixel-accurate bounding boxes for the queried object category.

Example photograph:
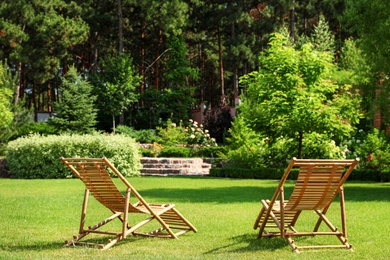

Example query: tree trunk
[140,22,146,93]
[217,23,225,106]
[112,114,116,134]
[118,0,123,53]
[155,29,163,90]
[118,0,125,125]
[232,22,239,105]
[289,0,295,39]
[297,131,303,159]
[14,62,22,105]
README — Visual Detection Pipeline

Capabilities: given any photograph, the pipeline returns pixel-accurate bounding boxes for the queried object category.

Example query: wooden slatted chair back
[284,159,357,211]
[62,158,142,213]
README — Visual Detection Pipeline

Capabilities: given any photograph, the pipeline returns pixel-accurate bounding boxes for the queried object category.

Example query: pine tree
[48,66,98,133]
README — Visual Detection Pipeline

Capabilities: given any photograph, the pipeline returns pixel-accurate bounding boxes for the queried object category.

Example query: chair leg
[79,188,89,234]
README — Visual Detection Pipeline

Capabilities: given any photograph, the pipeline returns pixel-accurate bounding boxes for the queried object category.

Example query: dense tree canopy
[343,0,390,128]
[239,33,361,158]
[0,0,384,134]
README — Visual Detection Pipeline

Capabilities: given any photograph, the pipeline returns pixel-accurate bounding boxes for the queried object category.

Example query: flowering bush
[156,119,187,146]
[185,119,217,147]
[352,129,390,171]
[151,119,218,157]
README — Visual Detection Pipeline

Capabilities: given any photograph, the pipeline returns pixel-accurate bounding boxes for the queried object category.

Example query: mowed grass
[1,176,390,259]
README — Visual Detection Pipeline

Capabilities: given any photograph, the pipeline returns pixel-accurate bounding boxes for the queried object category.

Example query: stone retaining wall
[140,157,211,176]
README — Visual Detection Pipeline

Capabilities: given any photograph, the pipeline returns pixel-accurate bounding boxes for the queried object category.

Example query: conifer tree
[48,66,97,133]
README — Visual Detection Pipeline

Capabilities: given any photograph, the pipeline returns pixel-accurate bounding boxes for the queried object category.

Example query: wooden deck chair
[253,157,359,253]
[61,157,197,250]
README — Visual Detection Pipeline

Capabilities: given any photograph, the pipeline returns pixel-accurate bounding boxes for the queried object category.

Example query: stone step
[140,157,211,176]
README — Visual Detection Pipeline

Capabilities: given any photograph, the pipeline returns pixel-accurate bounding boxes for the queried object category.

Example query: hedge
[5,134,141,179]
[209,167,388,182]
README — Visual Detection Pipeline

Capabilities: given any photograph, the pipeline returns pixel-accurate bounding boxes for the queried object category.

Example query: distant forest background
[1,0,389,132]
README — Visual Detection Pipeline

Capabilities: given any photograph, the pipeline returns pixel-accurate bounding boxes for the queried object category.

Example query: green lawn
[0,176,389,259]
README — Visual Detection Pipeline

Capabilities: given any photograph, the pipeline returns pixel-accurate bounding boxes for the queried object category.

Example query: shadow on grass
[204,233,289,255]
[139,186,277,204]
[137,182,390,204]
[0,241,65,252]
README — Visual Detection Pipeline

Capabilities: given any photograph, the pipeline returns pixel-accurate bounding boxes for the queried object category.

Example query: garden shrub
[159,146,191,158]
[115,125,159,143]
[191,146,227,158]
[139,147,153,157]
[9,122,58,140]
[352,128,390,172]
[156,119,187,146]
[348,168,380,181]
[5,133,141,179]
[209,167,298,180]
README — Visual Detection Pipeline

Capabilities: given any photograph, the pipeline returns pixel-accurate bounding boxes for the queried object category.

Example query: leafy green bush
[156,119,187,146]
[159,146,191,158]
[5,134,141,179]
[9,122,58,140]
[210,166,383,181]
[139,147,153,157]
[210,167,298,180]
[191,146,227,158]
[352,129,390,171]
[224,117,271,168]
[115,125,158,143]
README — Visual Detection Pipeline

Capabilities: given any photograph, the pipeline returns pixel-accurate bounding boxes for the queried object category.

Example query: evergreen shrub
[210,166,384,182]
[5,134,141,179]
[159,146,191,158]
[210,167,297,180]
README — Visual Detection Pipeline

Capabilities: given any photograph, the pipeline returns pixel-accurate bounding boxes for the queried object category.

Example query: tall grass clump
[5,133,141,178]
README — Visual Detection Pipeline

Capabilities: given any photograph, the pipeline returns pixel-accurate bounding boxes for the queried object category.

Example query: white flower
[189,119,193,122]
[190,134,195,139]
[171,123,176,127]
[205,129,209,133]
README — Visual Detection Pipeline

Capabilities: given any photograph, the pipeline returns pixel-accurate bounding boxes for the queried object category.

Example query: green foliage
[5,134,141,178]
[92,53,140,131]
[224,117,269,169]
[210,167,298,180]
[156,119,187,146]
[159,146,191,158]
[297,15,335,53]
[165,36,199,88]
[8,122,58,141]
[239,32,362,159]
[0,1,89,84]
[343,0,390,126]
[301,132,344,159]
[191,145,226,158]
[48,66,97,133]
[0,64,13,129]
[0,62,32,145]
[115,125,158,143]
[185,119,217,147]
[352,129,390,172]
[130,88,195,129]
